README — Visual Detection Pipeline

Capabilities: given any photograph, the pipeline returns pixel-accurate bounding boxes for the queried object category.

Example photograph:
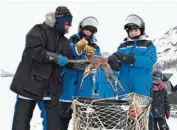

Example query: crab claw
[85,52,94,60]
[80,64,92,88]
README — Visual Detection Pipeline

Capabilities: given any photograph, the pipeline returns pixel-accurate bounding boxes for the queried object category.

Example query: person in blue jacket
[108,14,157,97]
[108,14,157,130]
[59,16,102,130]
[39,16,101,130]
[95,67,120,99]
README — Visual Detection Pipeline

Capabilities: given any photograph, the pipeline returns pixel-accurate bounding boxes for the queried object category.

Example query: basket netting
[72,93,152,130]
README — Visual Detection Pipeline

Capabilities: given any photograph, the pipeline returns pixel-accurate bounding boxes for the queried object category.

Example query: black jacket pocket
[24,72,49,100]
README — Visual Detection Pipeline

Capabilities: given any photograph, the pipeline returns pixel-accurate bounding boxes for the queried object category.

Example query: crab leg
[80,64,93,88]
[69,59,89,63]
[106,76,118,100]
[110,75,124,91]
[103,66,124,91]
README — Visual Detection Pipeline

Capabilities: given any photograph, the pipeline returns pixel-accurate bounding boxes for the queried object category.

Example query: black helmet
[55,6,72,18]
[78,16,98,34]
[124,14,145,35]
[152,69,163,81]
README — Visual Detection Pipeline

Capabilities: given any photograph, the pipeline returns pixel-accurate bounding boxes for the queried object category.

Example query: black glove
[113,52,135,66]
[108,54,121,71]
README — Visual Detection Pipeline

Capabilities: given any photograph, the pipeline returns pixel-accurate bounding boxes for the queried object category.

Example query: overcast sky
[1,0,177,72]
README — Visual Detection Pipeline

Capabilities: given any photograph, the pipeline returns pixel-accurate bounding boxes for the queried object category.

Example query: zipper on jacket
[127,39,138,90]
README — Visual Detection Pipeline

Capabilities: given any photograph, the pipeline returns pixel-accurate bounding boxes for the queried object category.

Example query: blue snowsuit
[58,33,102,130]
[60,33,101,101]
[95,68,120,98]
[39,33,101,130]
[116,36,157,97]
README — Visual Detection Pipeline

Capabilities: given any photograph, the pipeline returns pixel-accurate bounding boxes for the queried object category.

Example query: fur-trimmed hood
[45,12,56,27]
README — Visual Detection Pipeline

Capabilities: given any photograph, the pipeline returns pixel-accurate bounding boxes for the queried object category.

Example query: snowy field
[0,77,176,130]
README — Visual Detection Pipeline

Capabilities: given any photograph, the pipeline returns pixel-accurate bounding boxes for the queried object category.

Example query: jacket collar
[124,35,151,42]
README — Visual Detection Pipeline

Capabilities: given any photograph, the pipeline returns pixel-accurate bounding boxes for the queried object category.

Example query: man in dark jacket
[10,6,74,130]
[151,69,170,130]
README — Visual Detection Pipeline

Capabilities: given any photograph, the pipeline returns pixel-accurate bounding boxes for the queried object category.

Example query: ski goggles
[152,76,162,81]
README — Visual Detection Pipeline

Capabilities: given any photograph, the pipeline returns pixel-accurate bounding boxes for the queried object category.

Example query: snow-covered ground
[0,77,176,130]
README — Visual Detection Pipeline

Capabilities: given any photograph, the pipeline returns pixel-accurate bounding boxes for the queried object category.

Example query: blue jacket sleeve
[70,43,81,59]
[69,34,83,57]
[94,47,101,55]
[134,45,157,69]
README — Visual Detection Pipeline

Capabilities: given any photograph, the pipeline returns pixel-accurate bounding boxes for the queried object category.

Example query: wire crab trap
[72,93,152,130]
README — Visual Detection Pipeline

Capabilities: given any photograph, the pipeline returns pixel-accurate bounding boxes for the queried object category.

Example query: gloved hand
[84,45,95,60]
[84,45,95,53]
[57,54,69,67]
[76,38,88,54]
[165,112,170,119]
[108,54,121,71]
[113,52,135,66]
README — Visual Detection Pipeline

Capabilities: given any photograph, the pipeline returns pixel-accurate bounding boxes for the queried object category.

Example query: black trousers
[59,101,72,130]
[12,97,61,130]
[39,100,61,130]
[12,97,36,130]
[154,118,169,130]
